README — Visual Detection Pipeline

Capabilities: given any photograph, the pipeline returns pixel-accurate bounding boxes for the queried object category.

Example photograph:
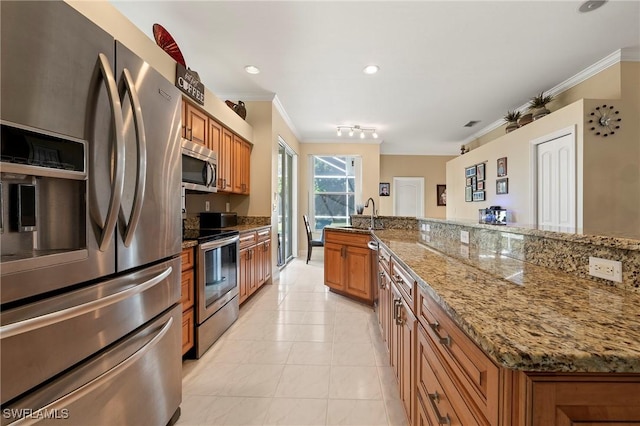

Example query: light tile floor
[178,250,409,426]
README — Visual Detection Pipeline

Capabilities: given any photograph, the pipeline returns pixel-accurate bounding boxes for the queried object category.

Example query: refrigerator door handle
[0,266,172,340]
[89,53,125,252]
[8,316,174,425]
[119,68,147,247]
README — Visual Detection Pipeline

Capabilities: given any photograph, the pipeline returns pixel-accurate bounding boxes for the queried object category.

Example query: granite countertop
[371,229,640,373]
[181,224,272,249]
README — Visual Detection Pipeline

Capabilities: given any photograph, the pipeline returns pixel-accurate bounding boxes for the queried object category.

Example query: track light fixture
[336,125,378,139]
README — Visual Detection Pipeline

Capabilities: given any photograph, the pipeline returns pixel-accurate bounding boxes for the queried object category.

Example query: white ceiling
[111,1,640,155]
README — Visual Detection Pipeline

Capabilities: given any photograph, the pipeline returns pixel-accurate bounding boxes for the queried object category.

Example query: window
[310,155,361,230]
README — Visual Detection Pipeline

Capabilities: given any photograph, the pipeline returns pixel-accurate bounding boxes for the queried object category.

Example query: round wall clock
[588,104,621,137]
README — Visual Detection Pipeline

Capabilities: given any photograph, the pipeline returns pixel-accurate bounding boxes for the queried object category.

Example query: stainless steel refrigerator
[1,2,183,424]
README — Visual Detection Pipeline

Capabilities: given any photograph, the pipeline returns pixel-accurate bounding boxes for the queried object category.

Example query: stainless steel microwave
[182,140,217,193]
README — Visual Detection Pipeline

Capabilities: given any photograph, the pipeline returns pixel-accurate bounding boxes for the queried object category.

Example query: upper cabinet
[184,102,208,146]
[182,99,252,195]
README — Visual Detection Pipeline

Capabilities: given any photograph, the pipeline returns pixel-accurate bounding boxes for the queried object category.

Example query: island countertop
[370,229,640,373]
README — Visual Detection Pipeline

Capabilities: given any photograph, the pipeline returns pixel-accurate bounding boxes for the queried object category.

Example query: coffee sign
[176,63,204,105]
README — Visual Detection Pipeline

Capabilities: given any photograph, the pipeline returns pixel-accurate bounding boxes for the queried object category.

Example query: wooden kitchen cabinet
[208,117,223,156]
[517,373,640,426]
[390,282,416,425]
[180,247,195,356]
[218,128,233,191]
[240,138,251,194]
[323,229,373,304]
[239,228,271,305]
[184,101,208,146]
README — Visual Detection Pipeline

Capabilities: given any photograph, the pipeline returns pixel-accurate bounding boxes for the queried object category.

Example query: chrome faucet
[364,197,376,230]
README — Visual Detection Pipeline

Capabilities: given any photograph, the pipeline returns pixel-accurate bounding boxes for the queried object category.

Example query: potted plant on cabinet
[504,110,521,133]
[529,92,554,120]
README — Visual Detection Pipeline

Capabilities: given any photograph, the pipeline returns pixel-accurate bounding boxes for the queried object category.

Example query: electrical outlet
[425,224,430,232]
[205,201,210,211]
[589,257,622,282]
[460,230,469,244]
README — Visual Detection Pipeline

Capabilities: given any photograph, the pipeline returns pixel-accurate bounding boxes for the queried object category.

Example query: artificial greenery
[529,92,554,109]
[504,110,521,123]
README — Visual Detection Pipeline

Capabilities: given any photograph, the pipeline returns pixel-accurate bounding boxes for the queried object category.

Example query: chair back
[303,215,312,242]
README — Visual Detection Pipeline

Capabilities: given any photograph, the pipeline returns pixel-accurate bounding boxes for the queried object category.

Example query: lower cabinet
[374,238,640,426]
[324,229,373,303]
[180,247,195,355]
[239,227,271,305]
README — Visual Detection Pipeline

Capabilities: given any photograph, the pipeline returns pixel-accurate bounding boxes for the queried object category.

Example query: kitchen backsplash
[350,215,418,230]
[184,215,271,230]
[419,218,640,292]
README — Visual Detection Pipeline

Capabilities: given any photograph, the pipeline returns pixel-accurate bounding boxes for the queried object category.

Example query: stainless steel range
[1,2,182,424]
[192,229,240,358]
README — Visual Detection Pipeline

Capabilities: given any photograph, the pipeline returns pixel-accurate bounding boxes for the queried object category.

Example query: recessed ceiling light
[244,65,260,74]
[579,0,607,13]
[363,65,379,75]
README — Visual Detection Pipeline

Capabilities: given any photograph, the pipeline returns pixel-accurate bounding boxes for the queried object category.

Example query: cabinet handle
[394,274,404,284]
[427,392,451,425]
[393,299,403,325]
[428,321,452,347]
[379,272,386,289]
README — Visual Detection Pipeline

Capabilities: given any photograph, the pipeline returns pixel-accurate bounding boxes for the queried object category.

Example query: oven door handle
[200,235,240,251]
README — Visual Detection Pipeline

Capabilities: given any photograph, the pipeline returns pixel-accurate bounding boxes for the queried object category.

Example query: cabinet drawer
[182,308,194,355]
[378,244,391,274]
[390,257,416,311]
[180,269,195,311]
[181,247,194,271]
[324,229,370,248]
[239,231,257,249]
[418,324,485,426]
[418,289,499,425]
[257,227,271,242]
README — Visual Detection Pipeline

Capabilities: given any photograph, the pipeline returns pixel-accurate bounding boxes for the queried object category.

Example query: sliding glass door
[278,140,296,266]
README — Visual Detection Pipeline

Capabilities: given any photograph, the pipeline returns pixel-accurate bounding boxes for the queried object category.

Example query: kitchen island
[327,225,640,424]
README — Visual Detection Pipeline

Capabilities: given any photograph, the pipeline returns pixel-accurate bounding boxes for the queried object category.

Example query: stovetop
[183,228,240,244]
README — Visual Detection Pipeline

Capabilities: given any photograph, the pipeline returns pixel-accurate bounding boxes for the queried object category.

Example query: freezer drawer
[0,256,180,405]
[1,305,182,426]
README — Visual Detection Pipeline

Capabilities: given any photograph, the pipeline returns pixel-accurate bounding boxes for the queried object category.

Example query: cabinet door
[232,134,243,193]
[239,247,250,303]
[255,244,265,287]
[344,245,372,301]
[185,103,208,146]
[262,239,271,283]
[180,269,195,311]
[182,309,194,355]
[247,248,258,295]
[324,242,345,291]
[209,119,223,159]
[390,285,402,382]
[400,298,416,424]
[240,139,251,194]
[219,129,233,191]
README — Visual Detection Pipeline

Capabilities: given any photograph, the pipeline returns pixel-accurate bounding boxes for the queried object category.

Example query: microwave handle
[208,162,217,188]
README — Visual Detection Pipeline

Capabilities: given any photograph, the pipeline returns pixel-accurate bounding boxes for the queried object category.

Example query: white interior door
[393,177,424,217]
[536,133,576,229]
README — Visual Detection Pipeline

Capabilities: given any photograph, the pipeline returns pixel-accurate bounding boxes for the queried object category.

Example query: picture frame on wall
[477,181,484,190]
[465,186,472,202]
[472,191,485,201]
[466,177,472,186]
[436,184,446,206]
[497,157,507,177]
[465,166,476,178]
[471,176,477,191]
[379,182,390,196]
[476,163,485,181]
[496,178,509,195]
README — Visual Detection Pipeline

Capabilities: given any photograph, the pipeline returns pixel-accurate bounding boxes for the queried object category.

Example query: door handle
[428,320,452,347]
[393,299,403,325]
[0,267,172,339]
[119,68,147,247]
[89,53,125,252]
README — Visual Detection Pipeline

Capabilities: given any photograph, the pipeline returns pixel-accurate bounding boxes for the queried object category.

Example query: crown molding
[272,94,302,142]
[216,92,275,102]
[462,48,628,146]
